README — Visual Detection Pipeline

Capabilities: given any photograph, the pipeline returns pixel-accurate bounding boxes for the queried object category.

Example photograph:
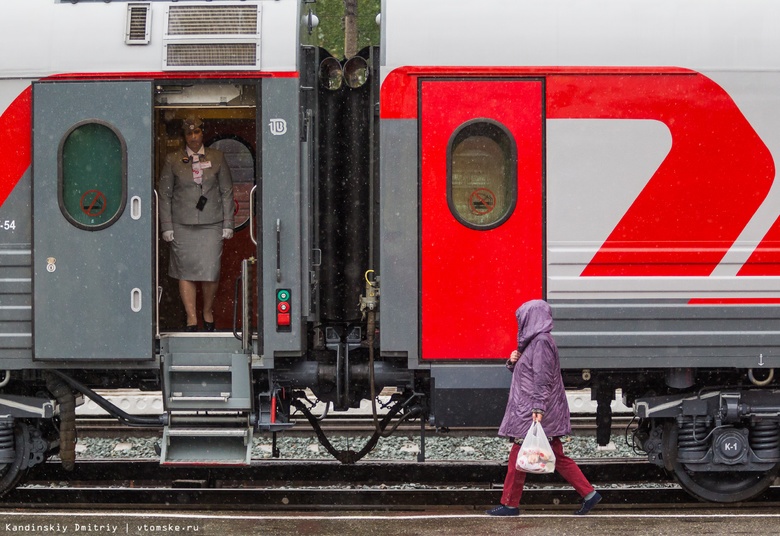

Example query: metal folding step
[159,341,255,465]
[162,352,252,411]
[160,422,253,465]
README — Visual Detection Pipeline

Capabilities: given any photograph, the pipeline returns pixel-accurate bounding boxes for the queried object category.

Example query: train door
[420,79,544,359]
[32,81,153,360]
[153,82,259,333]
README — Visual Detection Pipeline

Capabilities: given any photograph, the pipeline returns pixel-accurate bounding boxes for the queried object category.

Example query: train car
[2,0,780,503]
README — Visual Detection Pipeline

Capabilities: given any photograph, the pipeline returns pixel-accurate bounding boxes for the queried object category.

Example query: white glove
[162,231,174,242]
[222,228,234,240]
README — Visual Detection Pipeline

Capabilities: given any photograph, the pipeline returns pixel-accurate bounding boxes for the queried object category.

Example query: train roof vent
[163,3,262,70]
[126,3,152,45]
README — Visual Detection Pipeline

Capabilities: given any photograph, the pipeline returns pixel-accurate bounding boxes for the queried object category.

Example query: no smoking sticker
[469,188,496,215]
[80,189,107,218]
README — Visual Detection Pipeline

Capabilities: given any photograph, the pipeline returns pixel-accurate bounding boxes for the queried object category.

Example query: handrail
[153,190,160,339]
[249,184,258,246]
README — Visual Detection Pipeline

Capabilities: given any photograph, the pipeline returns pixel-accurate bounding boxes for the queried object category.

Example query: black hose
[50,371,166,427]
[291,397,422,464]
[44,372,76,471]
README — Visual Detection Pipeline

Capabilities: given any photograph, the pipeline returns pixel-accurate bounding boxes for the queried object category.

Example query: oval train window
[447,120,517,229]
[60,121,126,230]
[209,136,255,231]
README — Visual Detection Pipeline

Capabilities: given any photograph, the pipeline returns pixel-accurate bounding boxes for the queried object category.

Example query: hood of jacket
[516,299,553,352]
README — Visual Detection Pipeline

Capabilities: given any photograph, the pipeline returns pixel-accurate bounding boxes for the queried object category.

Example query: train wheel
[0,423,29,498]
[663,422,780,503]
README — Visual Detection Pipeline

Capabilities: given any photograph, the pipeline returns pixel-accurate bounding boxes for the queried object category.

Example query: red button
[277,302,290,313]
[277,312,291,326]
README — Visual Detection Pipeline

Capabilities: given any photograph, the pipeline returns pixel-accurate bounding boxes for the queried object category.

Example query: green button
[277,290,290,301]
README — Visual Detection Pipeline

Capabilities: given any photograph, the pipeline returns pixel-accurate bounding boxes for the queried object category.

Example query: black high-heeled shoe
[203,319,216,332]
[185,324,198,332]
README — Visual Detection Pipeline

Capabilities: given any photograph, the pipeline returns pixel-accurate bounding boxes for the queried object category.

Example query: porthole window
[59,121,126,230]
[447,120,517,229]
[209,136,255,231]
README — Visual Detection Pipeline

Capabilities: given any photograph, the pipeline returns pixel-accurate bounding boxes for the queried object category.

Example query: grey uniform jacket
[158,148,234,233]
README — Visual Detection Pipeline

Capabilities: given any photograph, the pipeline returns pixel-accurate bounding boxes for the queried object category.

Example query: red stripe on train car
[380,66,693,119]
[43,71,299,80]
[0,86,32,208]
[739,213,780,276]
[557,74,774,277]
[381,66,776,278]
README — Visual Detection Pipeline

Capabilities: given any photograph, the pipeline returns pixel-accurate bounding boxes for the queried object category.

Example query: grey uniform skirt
[169,222,223,282]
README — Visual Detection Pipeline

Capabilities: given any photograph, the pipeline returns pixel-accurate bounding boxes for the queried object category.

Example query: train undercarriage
[634,387,780,502]
[3,363,780,503]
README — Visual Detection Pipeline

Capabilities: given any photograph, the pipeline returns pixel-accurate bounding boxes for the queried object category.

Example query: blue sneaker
[486,505,520,516]
[574,491,602,515]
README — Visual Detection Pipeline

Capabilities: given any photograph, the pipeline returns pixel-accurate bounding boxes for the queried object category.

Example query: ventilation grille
[166,44,257,68]
[126,3,151,45]
[167,5,258,35]
[163,3,262,70]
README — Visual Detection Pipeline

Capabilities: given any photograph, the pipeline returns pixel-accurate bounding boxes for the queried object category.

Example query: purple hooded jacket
[497,300,571,439]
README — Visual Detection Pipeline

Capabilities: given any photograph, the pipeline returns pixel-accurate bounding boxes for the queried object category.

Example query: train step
[162,351,252,411]
[160,424,253,465]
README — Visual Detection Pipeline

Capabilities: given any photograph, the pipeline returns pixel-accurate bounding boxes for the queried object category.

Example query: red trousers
[500,436,594,507]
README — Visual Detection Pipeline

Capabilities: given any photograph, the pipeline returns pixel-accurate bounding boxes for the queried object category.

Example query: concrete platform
[1,507,777,536]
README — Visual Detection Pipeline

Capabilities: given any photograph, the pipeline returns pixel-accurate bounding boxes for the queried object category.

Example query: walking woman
[486,299,602,516]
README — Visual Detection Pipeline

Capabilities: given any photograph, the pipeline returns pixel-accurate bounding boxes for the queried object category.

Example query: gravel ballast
[73,432,639,461]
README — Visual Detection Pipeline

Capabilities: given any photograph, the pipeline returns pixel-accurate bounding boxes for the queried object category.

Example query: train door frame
[152,80,261,337]
[418,77,545,360]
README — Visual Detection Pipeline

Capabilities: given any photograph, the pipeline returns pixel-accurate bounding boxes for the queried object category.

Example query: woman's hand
[509,350,521,364]
[532,411,543,423]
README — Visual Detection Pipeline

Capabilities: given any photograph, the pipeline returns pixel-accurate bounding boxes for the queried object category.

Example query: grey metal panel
[430,364,509,428]
[33,81,153,361]
[0,293,30,322]
[0,165,32,364]
[261,77,303,357]
[552,302,780,368]
[431,365,511,390]
[378,119,422,367]
[0,291,31,351]
[0,268,30,295]
[0,165,31,245]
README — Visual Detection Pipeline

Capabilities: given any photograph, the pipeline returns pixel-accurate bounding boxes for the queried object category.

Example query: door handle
[131,288,142,312]
[130,196,142,220]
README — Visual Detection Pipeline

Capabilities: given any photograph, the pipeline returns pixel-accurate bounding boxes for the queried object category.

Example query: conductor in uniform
[158,116,234,331]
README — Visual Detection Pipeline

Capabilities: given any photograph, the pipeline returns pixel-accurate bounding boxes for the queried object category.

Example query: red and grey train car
[2,0,780,503]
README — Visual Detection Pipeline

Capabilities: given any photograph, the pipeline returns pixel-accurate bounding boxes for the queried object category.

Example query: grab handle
[131,288,142,313]
[276,218,282,283]
[249,185,258,246]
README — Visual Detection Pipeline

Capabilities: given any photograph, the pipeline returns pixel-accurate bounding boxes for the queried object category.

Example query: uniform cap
[182,116,204,132]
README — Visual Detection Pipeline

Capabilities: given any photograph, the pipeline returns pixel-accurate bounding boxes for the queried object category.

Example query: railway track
[6,458,780,510]
[4,458,658,509]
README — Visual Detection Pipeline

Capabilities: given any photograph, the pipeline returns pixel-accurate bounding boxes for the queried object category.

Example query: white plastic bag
[515,422,556,474]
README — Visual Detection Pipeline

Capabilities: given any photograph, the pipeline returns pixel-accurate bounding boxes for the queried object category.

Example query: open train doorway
[153,82,259,334]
